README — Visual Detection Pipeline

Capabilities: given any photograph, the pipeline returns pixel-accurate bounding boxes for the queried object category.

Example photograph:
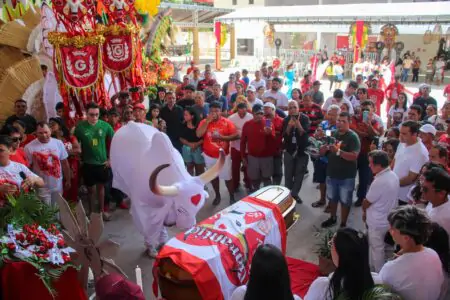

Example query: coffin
[156,185,297,300]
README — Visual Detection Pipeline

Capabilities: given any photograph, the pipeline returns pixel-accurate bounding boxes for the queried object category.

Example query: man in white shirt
[25,122,70,206]
[262,77,288,111]
[228,102,253,193]
[322,89,354,115]
[379,206,444,300]
[344,80,359,111]
[392,120,429,205]
[422,167,450,243]
[246,85,263,108]
[249,70,266,90]
[363,150,399,272]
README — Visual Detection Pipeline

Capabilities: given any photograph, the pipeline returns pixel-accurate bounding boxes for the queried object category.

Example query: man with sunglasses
[74,102,115,220]
[423,167,450,244]
[3,99,37,134]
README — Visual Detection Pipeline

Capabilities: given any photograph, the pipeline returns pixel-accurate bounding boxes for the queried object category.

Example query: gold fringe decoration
[0,21,32,50]
[0,56,43,124]
[96,23,140,36]
[48,32,105,48]
[21,6,41,29]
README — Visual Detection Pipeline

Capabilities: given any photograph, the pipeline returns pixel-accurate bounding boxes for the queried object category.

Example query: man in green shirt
[75,102,114,220]
[319,111,360,228]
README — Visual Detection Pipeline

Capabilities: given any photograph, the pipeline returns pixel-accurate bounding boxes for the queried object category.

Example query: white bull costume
[110,122,224,255]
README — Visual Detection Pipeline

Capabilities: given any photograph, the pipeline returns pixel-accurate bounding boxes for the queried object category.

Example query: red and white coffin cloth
[154,197,287,300]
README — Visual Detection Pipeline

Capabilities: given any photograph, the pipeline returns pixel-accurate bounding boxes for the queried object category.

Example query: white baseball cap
[263,102,276,110]
[247,85,256,92]
[420,124,437,136]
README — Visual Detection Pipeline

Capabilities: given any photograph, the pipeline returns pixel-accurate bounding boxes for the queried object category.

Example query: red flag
[354,20,364,63]
[215,21,221,45]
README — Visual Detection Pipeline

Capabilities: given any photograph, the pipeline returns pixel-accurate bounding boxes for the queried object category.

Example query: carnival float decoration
[349,21,371,63]
[263,23,275,47]
[379,23,399,62]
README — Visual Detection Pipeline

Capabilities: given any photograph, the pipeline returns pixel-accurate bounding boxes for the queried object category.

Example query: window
[249,0,254,4]
[232,0,237,5]
[237,39,254,56]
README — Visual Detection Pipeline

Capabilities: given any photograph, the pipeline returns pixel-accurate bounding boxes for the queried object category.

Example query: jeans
[357,153,373,201]
[230,147,251,189]
[326,177,355,207]
[284,153,308,197]
[401,68,410,82]
[412,68,419,82]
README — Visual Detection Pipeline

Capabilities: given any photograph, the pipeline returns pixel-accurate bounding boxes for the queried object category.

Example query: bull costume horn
[149,149,225,196]
[199,149,225,184]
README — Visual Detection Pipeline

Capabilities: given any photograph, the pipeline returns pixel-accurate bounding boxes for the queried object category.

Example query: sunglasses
[11,137,22,142]
[88,113,99,117]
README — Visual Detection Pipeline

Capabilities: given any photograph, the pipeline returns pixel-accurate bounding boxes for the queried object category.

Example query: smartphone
[265,119,272,127]
[325,130,331,137]
[325,130,332,144]
[363,110,369,123]
[291,115,298,121]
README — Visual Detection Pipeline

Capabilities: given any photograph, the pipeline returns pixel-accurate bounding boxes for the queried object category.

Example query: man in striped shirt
[299,91,324,136]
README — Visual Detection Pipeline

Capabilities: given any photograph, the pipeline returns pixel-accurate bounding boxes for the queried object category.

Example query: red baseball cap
[133,103,146,110]
[95,273,145,300]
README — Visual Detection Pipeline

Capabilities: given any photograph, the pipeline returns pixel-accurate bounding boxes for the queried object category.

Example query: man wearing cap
[413,84,437,121]
[250,70,266,90]
[133,103,152,125]
[263,102,284,185]
[160,92,184,153]
[178,84,196,109]
[367,78,385,116]
[419,124,437,151]
[229,102,253,192]
[283,100,310,203]
[262,77,289,111]
[323,89,354,115]
[240,104,276,191]
[311,80,324,106]
[197,101,238,204]
[108,109,122,132]
[246,85,263,108]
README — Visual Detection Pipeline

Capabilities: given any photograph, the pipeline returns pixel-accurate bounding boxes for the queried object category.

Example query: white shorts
[203,153,232,181]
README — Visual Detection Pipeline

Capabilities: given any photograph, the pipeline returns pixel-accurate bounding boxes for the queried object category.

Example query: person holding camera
[282,101,310,203]
[350,101,382,207]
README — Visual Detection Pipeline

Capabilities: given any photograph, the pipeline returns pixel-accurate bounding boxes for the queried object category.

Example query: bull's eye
[191,194,201,206]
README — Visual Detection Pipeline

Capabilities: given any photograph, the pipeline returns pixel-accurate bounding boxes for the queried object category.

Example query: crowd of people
[0,58,450,299]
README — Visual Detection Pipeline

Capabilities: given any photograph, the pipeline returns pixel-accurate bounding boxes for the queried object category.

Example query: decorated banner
[154,197,286,300]
[103,34,133,72]
[59,45,101,88]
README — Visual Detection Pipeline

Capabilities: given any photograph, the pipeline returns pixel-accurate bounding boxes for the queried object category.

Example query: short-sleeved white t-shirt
[379,247,444,300]
[24,138,68,193]
[250,79,266,90]
[366,168,399,229]
[0,161,38,189]
[262,90,289,108]
[304,272,381,300]
[393,141,429,202]
[247,98,264,108]
[228,112,253,151]
[322,97,354,115]
[230,285,301,300]
[426,200,450,246]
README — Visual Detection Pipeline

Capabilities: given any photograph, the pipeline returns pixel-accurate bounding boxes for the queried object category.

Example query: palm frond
[336,284,403,300]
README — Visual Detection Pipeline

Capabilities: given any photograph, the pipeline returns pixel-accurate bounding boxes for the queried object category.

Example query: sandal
[324,205,331,213]
[311,200,326,208]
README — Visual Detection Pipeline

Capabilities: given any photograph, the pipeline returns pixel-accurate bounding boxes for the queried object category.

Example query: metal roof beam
[159,2,233,13]
[174,22,214,28]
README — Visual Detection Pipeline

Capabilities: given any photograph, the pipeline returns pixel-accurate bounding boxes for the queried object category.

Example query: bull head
[149,149,225,228]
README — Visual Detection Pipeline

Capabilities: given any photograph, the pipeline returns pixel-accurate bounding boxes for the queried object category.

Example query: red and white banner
[155,197,286,300]
[102,34,134,72]
[59,45,101,89]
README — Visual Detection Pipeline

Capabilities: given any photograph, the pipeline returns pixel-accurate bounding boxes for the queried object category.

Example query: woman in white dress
[230,244,301,300]
[303,228,381,300]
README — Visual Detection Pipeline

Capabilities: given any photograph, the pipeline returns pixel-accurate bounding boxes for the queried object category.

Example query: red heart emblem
[191,194,201,206]
[218,224,227,230]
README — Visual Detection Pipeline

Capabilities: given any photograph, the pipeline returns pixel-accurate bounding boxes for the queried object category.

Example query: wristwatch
[336,149,341,157]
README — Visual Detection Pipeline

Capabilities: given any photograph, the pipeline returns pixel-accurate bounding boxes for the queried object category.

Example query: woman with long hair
[304,228,379,300]
[387,92,408,128]
[147,104,166,132]
[231,244,300,300]
[290,88,302,105]
[179,107,204,176]
[49,117,81,203]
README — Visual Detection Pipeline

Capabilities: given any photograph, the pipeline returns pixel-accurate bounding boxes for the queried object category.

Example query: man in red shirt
[263,102,284,185]
[186,61,196,75]
[299,92,323,136]
[350,100,381,206]
[108,109,122,132]
[197,70,217,92]
[443,83,450,101]
[240,104,276,191]
[196,101,238,205]
[385,75,405,114]
[367,78,385,116]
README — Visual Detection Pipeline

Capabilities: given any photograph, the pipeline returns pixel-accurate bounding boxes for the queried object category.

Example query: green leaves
[336,284,403,300]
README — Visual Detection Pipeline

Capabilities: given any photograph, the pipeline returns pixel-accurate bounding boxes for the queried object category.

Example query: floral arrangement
[0,223,77,296]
